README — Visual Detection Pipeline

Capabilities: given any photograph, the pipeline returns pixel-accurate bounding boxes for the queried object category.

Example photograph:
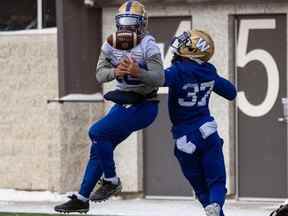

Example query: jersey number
[178,81,215,107]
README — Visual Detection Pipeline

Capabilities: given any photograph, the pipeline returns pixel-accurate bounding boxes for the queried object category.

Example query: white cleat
[205,203,221,216]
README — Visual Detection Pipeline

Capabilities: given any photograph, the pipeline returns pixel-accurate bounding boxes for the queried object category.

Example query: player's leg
[87,140,123,202]
[90,101,158,201]
[174,144,210,208]
[54,142,102,213]
[54,104,130,212]
[79,143,104,198]
[87,104,131,202]
[78,105,127,201]
[202,132,227,216]
[125,101,159,131]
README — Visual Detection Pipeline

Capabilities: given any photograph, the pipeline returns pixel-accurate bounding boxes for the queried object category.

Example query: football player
[54,0,164,213]
[164,30,236,216]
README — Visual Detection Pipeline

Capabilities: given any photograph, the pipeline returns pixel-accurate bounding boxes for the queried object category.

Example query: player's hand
[121,57,141,78]
[114,62,128,78]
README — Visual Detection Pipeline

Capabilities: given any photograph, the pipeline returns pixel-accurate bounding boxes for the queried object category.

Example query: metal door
[236,14,287,198]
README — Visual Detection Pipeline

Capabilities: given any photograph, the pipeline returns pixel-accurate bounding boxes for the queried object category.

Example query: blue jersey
[164,59,237,136]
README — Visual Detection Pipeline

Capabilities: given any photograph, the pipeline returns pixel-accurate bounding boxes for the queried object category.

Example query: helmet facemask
[115,14,146,35]
[170,31,192,54]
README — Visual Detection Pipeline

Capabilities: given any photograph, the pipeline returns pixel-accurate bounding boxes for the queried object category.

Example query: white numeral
[237,19,279,117]
[178,81,214,107]
[178,83,199,107]
[198,81,215,106]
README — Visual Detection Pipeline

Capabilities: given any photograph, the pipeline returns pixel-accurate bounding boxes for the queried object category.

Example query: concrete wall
[0,32,58,190]
[0,31,104,192]
[47,101,104,192]
[102,1,288,195]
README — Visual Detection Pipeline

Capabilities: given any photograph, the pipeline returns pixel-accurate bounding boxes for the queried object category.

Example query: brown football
[107,30,142,50]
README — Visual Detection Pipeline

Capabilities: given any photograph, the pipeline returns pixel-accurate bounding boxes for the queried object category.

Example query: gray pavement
[0,198,282,216]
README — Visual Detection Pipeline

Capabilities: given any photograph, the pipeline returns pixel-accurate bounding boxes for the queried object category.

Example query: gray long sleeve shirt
[96,34,164,96]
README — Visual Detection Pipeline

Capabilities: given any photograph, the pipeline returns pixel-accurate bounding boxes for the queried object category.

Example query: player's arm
[121,36,165,87]
[194,63,237,100]
[95,51,116,84]
[137,53,164,87]
[96,42,128,84]
[163,65,177,87]
[120,54,164,87]
[138,36,165,87]
[213,75,237,100]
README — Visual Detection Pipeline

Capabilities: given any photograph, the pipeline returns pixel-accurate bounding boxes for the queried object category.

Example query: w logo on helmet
[196,38,210,52]
[171,29,214,62]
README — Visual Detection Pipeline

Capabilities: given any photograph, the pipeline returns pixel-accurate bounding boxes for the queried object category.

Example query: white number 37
[178,81,215,107]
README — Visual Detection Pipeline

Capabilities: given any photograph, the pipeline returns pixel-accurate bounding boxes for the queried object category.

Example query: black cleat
[90,178,122,202]
[54,194,89,214]
[270,204,288,216]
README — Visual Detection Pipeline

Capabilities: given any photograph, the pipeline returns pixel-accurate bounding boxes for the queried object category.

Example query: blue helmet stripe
[126,1,133,12]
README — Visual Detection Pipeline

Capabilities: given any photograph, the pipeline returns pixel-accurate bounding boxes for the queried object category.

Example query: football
[107,30,142,50]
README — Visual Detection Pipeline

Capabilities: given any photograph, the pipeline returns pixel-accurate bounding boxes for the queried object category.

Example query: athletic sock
[104,176,119,185]
[76,193,89,202]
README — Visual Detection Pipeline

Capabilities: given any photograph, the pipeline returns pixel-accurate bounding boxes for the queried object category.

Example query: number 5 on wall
[237,19,280,117]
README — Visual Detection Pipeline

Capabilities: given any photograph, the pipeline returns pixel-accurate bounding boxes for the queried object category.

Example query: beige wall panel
[0,32,105,193]
[0,33,58,190]
[46,101,105,193]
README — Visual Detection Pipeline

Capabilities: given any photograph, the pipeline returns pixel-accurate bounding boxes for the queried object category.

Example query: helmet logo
[196,38,210,52]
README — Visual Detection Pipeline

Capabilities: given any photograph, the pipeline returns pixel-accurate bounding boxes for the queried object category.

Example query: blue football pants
[79,101,158,198]
[174,132,227,216]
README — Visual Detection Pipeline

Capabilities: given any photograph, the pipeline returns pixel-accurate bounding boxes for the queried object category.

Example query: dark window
[43,0,56,28]
[0,0,56,31]
[0,0,37,31]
